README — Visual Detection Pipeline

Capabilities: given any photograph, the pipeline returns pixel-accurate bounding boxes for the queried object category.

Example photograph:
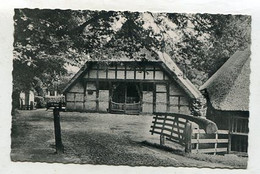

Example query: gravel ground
[11,109,247,168]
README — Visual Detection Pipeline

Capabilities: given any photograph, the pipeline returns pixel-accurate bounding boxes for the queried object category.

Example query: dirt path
[11,109,246,168]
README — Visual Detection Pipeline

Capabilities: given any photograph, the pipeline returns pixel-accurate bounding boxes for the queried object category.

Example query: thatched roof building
[200,48,250,111]
[200,48,250,153]
[62,51,202,115]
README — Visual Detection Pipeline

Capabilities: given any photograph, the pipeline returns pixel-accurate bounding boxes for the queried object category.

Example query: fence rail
[191,129,229,155]
[110,101,141,114]
[150,115,188,147]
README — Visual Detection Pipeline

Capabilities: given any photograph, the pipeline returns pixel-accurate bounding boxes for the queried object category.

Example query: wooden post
[184,121,192,153]
[59,101,62,111]
[160,134,165,146]
[53,107,63,154]
[115,63,118,79]
[196,130,200,153]
[160,115,167,146]
[214,133,218,155]
[30,101,34,110]
[166,82,170,112]
[20,99,23,110]
[140,82,143,112]
[228,116,232,154]
[151,115,158,135]
[83,81,87,111]
[153,83,156,113]
[96,65,99,112]
[96,81,99,112]
[108,82,112,112]
[124,83,127,113]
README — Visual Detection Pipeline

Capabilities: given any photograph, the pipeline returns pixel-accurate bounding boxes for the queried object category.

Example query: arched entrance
[110,82,141,114]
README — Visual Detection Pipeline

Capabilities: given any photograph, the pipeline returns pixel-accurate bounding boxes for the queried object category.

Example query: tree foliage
[13,9,251,102]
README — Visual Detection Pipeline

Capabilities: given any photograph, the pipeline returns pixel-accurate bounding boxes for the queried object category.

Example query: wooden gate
[150,113,230,154]
[110,101,141,114]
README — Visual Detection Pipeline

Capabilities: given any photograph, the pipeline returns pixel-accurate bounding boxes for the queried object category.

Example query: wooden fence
[150,113,190,150]
[150,113,229,154]
[111,101,141,114]
[191,129,229,154]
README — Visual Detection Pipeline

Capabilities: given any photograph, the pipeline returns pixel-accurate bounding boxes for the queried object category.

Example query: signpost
[53,107,64,154]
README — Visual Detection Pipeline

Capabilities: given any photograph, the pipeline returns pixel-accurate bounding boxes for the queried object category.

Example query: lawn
[11,109,247,168]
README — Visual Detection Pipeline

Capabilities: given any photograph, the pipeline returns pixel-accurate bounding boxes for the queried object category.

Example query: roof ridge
[155,51,202,98]
[217,49,250,106]
[199,48,251,111]
[200,48,250,91]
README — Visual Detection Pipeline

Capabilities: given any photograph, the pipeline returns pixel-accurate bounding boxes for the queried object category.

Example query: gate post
[227,116,232,154]
[53,107,64,154]
[160,135,165,146]
[184,121,192,153]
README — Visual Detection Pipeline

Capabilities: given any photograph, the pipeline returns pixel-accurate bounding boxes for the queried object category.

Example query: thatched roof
[62,51,202,99]
[200,48,251,111]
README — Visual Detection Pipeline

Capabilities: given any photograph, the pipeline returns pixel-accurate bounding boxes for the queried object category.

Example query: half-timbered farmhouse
[200,48,250,154]
[62,51,202,115]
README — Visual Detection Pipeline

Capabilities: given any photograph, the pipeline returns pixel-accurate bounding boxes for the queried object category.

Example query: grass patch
[185,153,247,169]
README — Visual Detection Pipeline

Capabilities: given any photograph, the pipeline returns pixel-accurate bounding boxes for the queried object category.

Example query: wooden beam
[73,93,76,110]
[97,63,99,79]
[140,82,143,112]
[153,66,156,80]
[124,82,127,113]
[124,63,127,80]
[143,66,146,80]
[115,63,117,79]
[166,82,170,112]
[184,121,192,153]
[96,81,99,112]
[83,78,167,83]
[106,65,108,79]
[134,66,136,80]
[83,81,87,111]
[108,82,112,112]
[155,112,218,134]
[153,83,156,113]
[178,96,181,113]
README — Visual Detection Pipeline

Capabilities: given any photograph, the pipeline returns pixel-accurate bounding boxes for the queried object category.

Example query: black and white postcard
[1,0,260,174]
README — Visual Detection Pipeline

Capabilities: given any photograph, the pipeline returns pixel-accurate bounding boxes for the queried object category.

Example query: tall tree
[13,9,251,109]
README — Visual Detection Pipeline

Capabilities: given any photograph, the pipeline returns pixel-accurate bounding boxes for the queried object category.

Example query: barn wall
[99,90,109,112]
[85,82,97,112]
[65,62,192,115]
[84,63,168,81]
[142,91,153,113]
[206,102,249,130]
[66,81,109,112]
[206,103,249,153]
[65,82,85,111]
[168,81,190,115]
